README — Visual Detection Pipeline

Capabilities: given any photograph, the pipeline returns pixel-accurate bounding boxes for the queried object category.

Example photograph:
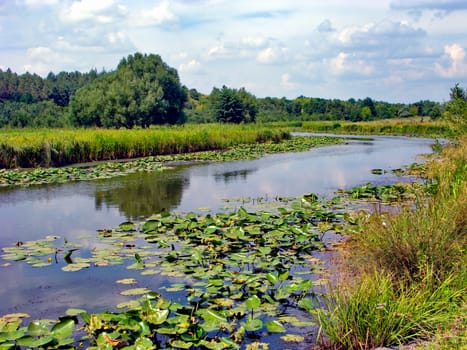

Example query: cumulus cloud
[329,52,374,76]
[338,20,425,48]
[60,0,125,23]
[257,47,287,64]
[179,59,202,73]
[207,43,230,58]
[139,1,177,26]
[435,43,467,78]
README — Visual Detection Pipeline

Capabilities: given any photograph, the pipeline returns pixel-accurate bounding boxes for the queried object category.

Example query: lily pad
[120,288,151,296]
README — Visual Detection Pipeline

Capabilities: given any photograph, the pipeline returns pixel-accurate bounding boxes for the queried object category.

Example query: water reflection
[94,167,189,220]
[213,168,258,183]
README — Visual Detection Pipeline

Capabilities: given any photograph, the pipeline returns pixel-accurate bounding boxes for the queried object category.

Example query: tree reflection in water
[94,167,189,220]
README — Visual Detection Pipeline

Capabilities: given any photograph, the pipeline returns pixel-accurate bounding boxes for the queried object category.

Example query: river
[0,134,435,345]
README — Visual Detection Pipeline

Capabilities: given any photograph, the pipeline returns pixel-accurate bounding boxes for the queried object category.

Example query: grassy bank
[315,137,467,349]
[0,135,342,187]
[294,118,452,137]
[0,124,289,169]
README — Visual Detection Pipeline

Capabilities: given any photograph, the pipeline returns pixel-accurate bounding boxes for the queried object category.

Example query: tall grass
[0,124,290,169]
[315,137,467,349]
[315,271,465,350]
[299,118,452,137]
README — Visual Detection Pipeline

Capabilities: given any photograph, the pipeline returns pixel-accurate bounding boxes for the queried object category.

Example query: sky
[1,0,467,103]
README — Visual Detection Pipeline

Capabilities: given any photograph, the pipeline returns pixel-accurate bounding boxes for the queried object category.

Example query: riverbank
[0,125,290,169]
[0,135,343,187]
[314,136,466,349]
[269,118,452,138]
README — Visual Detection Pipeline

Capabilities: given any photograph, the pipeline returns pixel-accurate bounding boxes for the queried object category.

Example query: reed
[0,125,290,169]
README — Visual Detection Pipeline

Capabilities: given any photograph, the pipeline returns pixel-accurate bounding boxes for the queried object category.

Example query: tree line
[0,52,455,128]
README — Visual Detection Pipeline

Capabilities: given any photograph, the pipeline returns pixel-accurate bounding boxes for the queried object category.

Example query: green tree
[443,84,467,135]
[210,86,257,123]
[70,53,186,128]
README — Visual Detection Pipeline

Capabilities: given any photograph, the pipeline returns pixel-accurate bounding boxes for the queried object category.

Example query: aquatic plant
[1,196,342,348]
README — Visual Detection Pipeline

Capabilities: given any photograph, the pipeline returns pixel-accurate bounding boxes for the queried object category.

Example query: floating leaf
[116,278,137,285]
[242,319,263,332]
[65,308,86,316]
[280,334,305,342]
[119,221,135,231]
[120,288,150,296]
[116,300,140,309]
[51,319,75,339]
[245,295,261,310]
[27,320,49,336]
[265,320,286,333]
[61,262,89,272]
[170,339,192,349]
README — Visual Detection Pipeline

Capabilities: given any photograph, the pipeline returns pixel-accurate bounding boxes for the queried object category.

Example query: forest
[0,52,444,128]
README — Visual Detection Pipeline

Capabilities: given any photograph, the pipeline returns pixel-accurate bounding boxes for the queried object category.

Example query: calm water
[0,134,435,342]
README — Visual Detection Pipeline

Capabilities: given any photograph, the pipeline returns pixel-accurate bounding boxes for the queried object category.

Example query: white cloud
[61,0,123,23]
[21,0,58,7]
[257,47,287,64]
[240,36,267,48]
[140,1,177,26]
[337,20,425,48]
[329,52,374,76]
[27,46,53,58]
[107,31,128,45]
[179,59,202,73]
[435,43,467,78]
[207,44,229,58]
[280,73,299,90]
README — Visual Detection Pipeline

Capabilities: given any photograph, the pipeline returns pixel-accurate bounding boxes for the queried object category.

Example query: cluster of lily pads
[0,136,343,188]
[343,181,428,203]
[1,195,343,349]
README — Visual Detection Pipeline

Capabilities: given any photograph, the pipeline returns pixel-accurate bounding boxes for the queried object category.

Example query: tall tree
[210,86,257,123]
[70,53,187,128]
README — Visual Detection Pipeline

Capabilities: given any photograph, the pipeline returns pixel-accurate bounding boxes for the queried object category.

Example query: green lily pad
[61,262,89,272]
[120,288,151,296]
[116,278,137,285]
[242,319,263,332]
[51,319,75,339]
[280,334,305,342]
[265,320,286,333]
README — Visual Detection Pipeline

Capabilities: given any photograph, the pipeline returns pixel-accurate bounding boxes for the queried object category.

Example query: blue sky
[1,0,467,103]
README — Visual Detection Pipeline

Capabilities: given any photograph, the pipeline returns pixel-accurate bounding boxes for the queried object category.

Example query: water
[0,134,435,338]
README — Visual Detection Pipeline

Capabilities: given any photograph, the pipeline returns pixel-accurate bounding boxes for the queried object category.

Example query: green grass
[315,271,465,350]
[314,137,467,349]
[0,124,290,169]
[297,118,452,137]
